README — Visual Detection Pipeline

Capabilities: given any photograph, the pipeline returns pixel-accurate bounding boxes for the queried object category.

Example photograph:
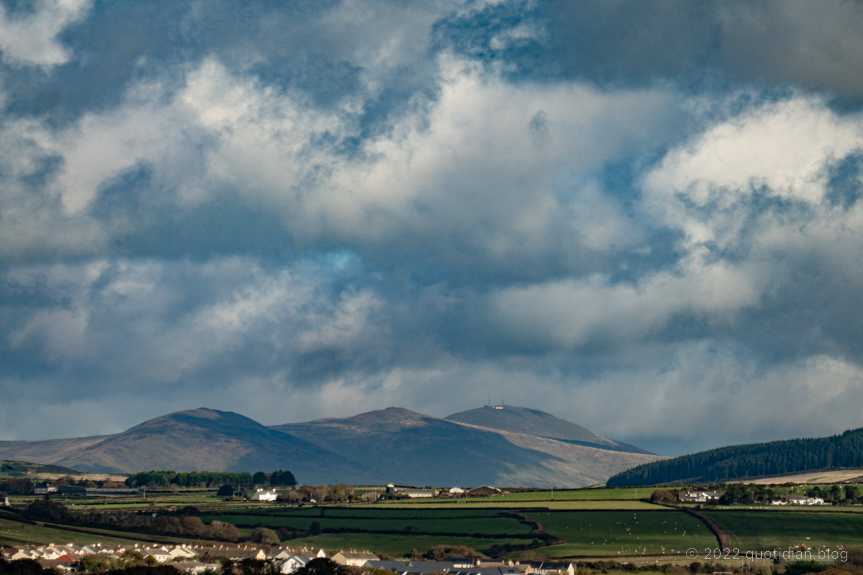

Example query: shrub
[784,562,825,575]
[650,490,675,503]
[251,527,281,545]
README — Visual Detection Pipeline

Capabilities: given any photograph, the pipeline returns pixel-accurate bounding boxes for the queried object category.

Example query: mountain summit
[445,405,652,454]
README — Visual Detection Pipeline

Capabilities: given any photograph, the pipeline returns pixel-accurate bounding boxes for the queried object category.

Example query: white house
[785,495,824,505]
[528,562,576,575]
[281,556,312,574]
[173,561,209,574]
[251,488,278,501]
[393,488,439,498]
[678,491,720,503]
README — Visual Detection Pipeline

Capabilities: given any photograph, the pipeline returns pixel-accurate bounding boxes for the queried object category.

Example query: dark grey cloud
[438,0,863,103]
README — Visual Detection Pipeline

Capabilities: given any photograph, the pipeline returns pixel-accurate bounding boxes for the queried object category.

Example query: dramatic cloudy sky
[2,0,863,456]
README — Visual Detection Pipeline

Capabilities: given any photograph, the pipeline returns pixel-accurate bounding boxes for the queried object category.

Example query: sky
[1,0,863,456]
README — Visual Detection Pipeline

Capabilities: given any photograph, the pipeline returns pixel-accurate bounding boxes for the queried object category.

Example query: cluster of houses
[33,484,140,497]
[331,552,574,575]
[677,490,826,505]
[1,543,324,573]
[676,491,721,503]
[1,544,574,575]
[771,495,825,506]
[382,485,505,500]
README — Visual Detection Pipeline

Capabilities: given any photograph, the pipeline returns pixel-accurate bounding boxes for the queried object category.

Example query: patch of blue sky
[304,249,361,272]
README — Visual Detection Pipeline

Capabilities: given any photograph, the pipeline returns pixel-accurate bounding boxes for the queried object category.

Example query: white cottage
[251,488,278,501]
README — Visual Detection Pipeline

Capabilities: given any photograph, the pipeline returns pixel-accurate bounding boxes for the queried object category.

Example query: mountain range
[0,405,661,487]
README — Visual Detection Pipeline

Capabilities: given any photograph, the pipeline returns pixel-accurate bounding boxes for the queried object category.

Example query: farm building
[678,490,720,502]
[251,488,278,501]
[783,495,825,505]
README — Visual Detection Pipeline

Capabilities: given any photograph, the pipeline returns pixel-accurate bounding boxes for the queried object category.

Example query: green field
[704,511,863,551]
[12,483,863,562]
[279,533,530,556]
[370,500,662,510]
[198,511,532,535]
[262,508,508,517]
[0,517,168,547]
[491,489,648,501]
[198,507,540,556]
[525,510,718,557]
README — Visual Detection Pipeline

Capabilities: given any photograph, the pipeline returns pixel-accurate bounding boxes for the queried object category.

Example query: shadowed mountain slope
[0,409,373,484]
[272,407,662,487]
[0,436,111,465]
[446,405,652,454]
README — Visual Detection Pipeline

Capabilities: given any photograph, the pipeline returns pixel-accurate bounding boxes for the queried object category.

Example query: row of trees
[125,470,296,489]
[252,470,297,486]
[277,484,355,503]
[88,513,242,541]
[608,427,863,486]
[21,498,243,541]
[0,478,33,495]
[806,484,860,503]
[716,484,776,505]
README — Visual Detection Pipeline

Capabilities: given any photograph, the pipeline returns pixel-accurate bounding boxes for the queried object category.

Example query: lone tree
[649,489,675,503]
[251,527,281,545]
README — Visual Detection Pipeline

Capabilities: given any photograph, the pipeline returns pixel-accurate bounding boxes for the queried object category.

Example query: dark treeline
[125,470,295,488]
[22,498,243,541]
[125,471,253,488]
[0,478,34,495]
[608,427,863,486]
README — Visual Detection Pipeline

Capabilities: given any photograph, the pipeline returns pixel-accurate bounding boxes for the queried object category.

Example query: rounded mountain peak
[445,405,618,447]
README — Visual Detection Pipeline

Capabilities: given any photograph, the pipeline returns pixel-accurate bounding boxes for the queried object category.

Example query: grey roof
[406,562,457,574]
[450,568,522,575]
[366,560,411,571]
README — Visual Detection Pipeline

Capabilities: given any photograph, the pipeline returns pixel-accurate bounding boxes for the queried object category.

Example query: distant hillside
[0,436,111,465]
[0,406,662,487]
[272,407,662,487]
[0,460,81,476]
[0,409,374,484]
[607,427,863,486]
[446,405,652,454]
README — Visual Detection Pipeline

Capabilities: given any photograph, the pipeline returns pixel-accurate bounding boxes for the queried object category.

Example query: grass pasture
[0,517,160,547]
[197,510,533,536]
[200,507,542,556]
[370,500,662,510]
[525,510,718,557]
[703,511,863,552]
[493,488,648,501]
[280,533,531,556]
